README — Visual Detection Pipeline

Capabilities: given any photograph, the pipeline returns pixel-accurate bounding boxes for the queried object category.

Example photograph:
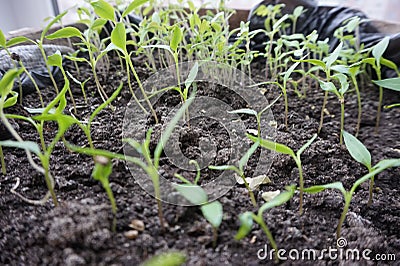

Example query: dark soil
[0,54,399,266]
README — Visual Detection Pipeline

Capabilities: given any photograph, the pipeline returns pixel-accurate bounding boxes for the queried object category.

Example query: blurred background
[0,0,399,35]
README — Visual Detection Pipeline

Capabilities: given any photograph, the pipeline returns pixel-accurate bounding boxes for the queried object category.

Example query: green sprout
[319,73,349,144]
[295,42,343,133]
[361,36,390,133]
[235,185,296,263]
[92,155,117,231]
[0,69,21,175]
[304,158,400,238]
[248,133,318,214]
[209,141,260,207]
[140,251,186,266]
[67,89,196,231]
[342,130,374,205]
[174,162,223,248]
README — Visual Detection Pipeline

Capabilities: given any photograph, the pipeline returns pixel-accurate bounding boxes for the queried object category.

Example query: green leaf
[46,27,82,40]
[304,182,345,194]
[170,25,182,52]
[91,18,107,31]
[184,62,199,90]
[6,36,31,47]
[122,0,149,18]
[0,69,22,97]
[92,156,112,183]
[174,184,208,205]
[0,140,41,156]
[380,58,399,72]
[293,6,304,17]
[140,251,186,266]
[297,134,317,157]
[4,91,18,108]
[154,90,196,167]
[333,73,349,95]
[208,165,238,172]
[228,108,257,116]
[273,14,289,30]
[352,158,400,192]
[372,36,390,62]
[47,51,63,68]
[238,141,259,171]
[319,80,337,93]
[342,130,371,169]
[325,42,343,68]
[293,58,326,70]
[91,0,115,22]
[234,212,253,240]
[0,29,6,47]
[201,201,223,228]
[90,82,123,124]
[247,134,295,157]
[41,11,68,41]
[283,60,301,83]
[111,22,127,52]
[373,77,400,92]
[24,107,56,114]
[258,185,295,215]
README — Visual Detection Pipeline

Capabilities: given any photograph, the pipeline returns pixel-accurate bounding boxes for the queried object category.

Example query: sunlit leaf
[46,27,82,40]
[122,0,149,18]
[91,0,115,22]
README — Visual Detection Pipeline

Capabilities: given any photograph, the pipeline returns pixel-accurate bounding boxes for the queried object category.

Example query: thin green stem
[368,177,374,206]
[375,86,383,134]
[318,91,328,133]
[253,215,279,263]
[43,160,58,206]
[127,57,159,124]
[340,98,345,145]
[295,159,304,215]
[240,173,258,207]
[351,75,362,137]
[336,196,350,239]
[103,180,117,231]
[0,145,6,175]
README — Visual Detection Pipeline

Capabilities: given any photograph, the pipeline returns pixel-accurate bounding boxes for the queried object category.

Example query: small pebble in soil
[124,230,139,240]
[129,219,145,231]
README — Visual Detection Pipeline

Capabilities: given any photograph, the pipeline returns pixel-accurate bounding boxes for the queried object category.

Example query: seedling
[92,155,117,230]
[294,42,344,133]
[227,93,281,137]
[248,133,318,214]
[342,130,375,205]
[319,73,349,144]
[209,141,260,207]
[0,69,21,175]
[361,36,390,133]
[252,58,302,131]
[332,62,363,136]
[304,158,400,238]
[175,162,223,247]
[235,185,296,263]
[0,68,61,205]
[67,90,196,231]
